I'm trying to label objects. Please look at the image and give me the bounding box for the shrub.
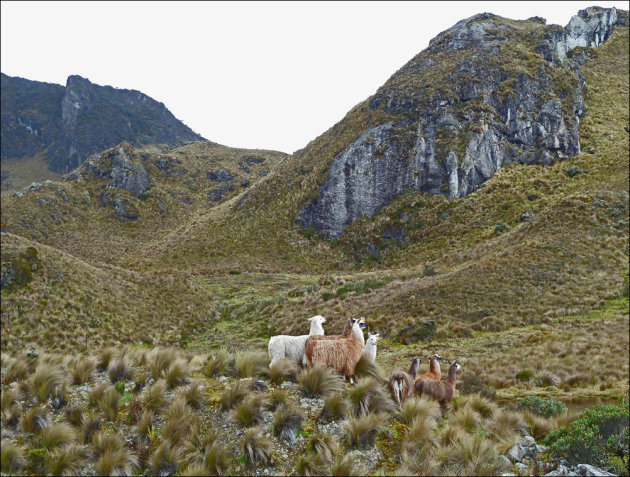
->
[515,369,534,382]
[69,357,96,385]
[565,164,583,177]
[459,376,497,401]
[269,357,299,384]
[494,221,511,235]
[46,443,89,476]
[235,351,269,378]
[1,439,26,474]
[297,365,344,398]
[243,427,273,465]
[273,404,304,444]
[320,392,351,422]
[544,402,629,474]
[519,396,567,418]
[342,412,388,449]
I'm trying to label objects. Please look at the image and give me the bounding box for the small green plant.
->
[494,221,511,235]
[519,396,567,418]
[565,164,584,177]
[114,381,126,395]
[459,376,497,400]
[544,402,629,474]
[515,369,534,382]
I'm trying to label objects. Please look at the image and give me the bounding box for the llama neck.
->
[364,342,377,360]
[408,360,419,377]
[447,367,458,383]
[430,359,441,376]
[309,322,324,335]
[351,323,365,344]
[342,320,353,337]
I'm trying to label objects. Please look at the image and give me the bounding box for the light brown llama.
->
[414,358,460,415]
[304,318,365,384]
[414,354,442,389]
[388,358,420,406]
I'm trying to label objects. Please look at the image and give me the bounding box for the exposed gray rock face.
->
[207,169,233,182]
[109,147,150,197]
[298,7,626,238]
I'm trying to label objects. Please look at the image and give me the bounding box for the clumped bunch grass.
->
[142,378,168,412]
[269,357,298,384]
[353,355,385,381]
[107,354,133,383]
[179,380,205,409]
[235,351,269,378]
[92,431,138,475]
[307,432,339,464]
[296,452,328,476]
[163,397,200,446]
[203,350,234,378]
[87,382,108,408]
[20,405,51,433]
[273,404,304,444]
[1,389,19,428]
[450,407,483,433]
[46,443,89,476]
[149,348,178,380]
[26,362,65,402]
[243,426,273,465]
[347,377,395,416]
[297,365,344,397]
[266,388,289,411]
[2,356,30,384]
[98,386,122,422]
[149,439,180,476]
[37,422,76,450]
[398,396,442,426]
[403,416,439,455]
[460,394,499,420]
[69,356,96,384]
[436,433,502,476]
[320,392,351,421]
[136,410,154,438]
[64,405,84,427]
[233,393,266,427]
[97,347,116,372]
[1,439,26,474]
[342,412,388,449]
[80,413,101,444]
[220,380,249,410]
[329,454,367,476]
[162,357,189,388]
[522,410,552,440]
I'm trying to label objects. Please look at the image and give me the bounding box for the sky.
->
[1,1,628,154]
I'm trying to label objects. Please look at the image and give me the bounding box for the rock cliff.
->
[1,74,205,173]
[298,7,627,238]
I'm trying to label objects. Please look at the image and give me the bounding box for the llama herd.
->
[268,315,461,412]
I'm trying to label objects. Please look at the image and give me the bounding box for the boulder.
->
[576,464,617,476]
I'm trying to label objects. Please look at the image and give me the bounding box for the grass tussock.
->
[179,380,205,409]
[398,396,442,426]
[69,356,96,384]
[233,393,266,427]
[97,347,116,372]
[149,348,178,380]
[235,351,269,378]
[46,443,89,476]
[2,356,30,384]
[203,350,234,378]
[450,407,483,433]
[87,382,108,408]
[64,405,84,427]
[320,392,351,421]
[298,365,344,398]
[307,432,339,464]
[329,453,367,476]
[273,404,304,444]
[80,413,101,444]
[353,355,386,381]
[26,362,65,402]
[460,394,499,420]
[163,397,200,445]
[142,378,168,412]
[162,357,189,388]
[20,405,51,433]
[107,354,133,383]
[149,439,180,476]
[296,452,329,476]
[347,377,396,416]
[342,412,389,449]
[98,386,123,422]
[220,380,249,410]
[266,388,289,411]
[436,433,501,476]
[404,416,439,454]
[269,357,299,384]
[243,426,273,466]
[1,439,26,474]
[37,422,76,449]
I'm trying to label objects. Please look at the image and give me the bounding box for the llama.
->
[414,354,442,389]
[362,332,381,363]
[304,317,366,384]
[268,315,326,367]
[414,358,460,415]
[302,317,364,367]
[388,357,420,406]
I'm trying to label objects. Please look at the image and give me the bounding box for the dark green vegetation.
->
[0,8,628,476]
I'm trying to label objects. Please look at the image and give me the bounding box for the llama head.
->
[366,332,381,346]
[358,317,368,329]
[308,315,326,324]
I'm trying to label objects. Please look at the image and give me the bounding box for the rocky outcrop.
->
[83,144,150,198]
[1,74,205,173]
[299,7,626,238]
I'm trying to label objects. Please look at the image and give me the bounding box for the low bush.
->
[519,396,567,418]
[544,402,629,474]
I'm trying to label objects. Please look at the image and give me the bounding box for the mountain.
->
[0,7,627,355]
[0,73,205,175]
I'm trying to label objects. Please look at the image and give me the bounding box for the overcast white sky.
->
[1,1,628,153]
